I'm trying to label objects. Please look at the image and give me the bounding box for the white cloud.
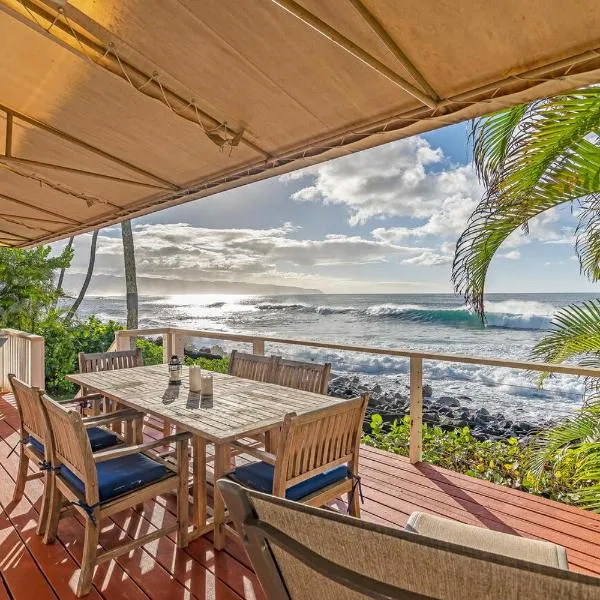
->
[289,137,483,229]
[60,223,441,293]
[401,242,455,266]
[499,250,521,260]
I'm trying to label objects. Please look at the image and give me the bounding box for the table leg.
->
[192,436,206,533]
[213,442,230,551]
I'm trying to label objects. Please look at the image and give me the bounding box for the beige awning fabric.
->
[1,0,599,247]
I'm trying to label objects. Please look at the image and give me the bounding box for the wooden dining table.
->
[66,363,348,549]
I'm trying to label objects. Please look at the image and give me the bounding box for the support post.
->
[29,335,45,389]
[162,331,173,364]
[172,332,185,359]
[409,357,423,464]
[252,338,265,356]
[115,331,130,351]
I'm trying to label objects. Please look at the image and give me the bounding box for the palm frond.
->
[532,301,600,363]
[454,87,600,315]
[470,103,529,187]
[576,192,600,281]
[528,404,600,477]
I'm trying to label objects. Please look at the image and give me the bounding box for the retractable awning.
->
[1,0,599,247]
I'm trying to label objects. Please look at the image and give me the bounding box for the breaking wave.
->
[252,299,554,331]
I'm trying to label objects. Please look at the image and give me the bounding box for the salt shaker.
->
[201,374,213,396]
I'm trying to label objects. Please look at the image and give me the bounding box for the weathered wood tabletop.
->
[66,364,345,443]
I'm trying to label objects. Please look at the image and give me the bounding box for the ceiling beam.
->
[9,0,271,160]
[0,191,82,224]
[0,211,67,225]
[270,0,438,108]
[0,105,180,190]
[4,111,12,156]
[0,225,30,241]
[0,154,171,190]
[347,0,440,102]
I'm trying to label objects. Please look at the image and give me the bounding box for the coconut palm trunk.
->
[55,237,74,297]
[121,219,138,332]
[66,231,98,321]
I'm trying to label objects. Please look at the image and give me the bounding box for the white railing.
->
[114,326,600,464]
[0,328,45,392]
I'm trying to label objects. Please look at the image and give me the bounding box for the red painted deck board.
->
[1,394,599,599]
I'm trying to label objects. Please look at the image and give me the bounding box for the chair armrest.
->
[58,393,105,407]
[230,440,276,465]
[93,431,192,463]
[83,408,144,428]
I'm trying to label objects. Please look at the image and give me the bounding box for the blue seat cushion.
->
[27,427,119,456]
[230,461,349,501]
[60,453,171,503]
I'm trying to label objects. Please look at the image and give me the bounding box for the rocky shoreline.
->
[183,343,555,441]
[327,374,555,440]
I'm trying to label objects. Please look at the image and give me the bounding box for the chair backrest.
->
[40,393,98,505]
[79,348,143,374]
[8,374,47,446]
[229,350,275,383]
[273,395,368,496]
[218,480,600,600]
[272,357,331,394]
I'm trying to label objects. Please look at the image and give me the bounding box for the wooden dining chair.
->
[40,393,191,597]
[259,356,332,453]
[7,374,139,536]
[228,350,277,382]
[228,394,368,517]
[78,349,144,416]
[272,357,331,395]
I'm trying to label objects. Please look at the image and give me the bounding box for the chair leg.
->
[36,470,54,536]
[77,517,100,597]
[43,483,63,544]
[12,448,29,503]
[348,489,361,518]
[176,440,190,548]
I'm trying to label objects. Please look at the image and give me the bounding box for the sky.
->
[57,122,597,295]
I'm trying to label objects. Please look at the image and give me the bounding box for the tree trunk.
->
[121,219,139,331]
[56,237,74,294]
[66,231,98,321]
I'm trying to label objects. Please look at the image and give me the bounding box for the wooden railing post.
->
[162,330,173,364]
[409,357,423,464]
[115,331,130,351]
[29,336,45,389]
[252,338,265,356]
[172,331,185,359]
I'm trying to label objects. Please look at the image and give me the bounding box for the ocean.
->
[76,293,597,424]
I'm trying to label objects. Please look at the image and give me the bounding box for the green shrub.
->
[363,414,588,507]
[184,355,229,373]
[40,316,123,397]
[136,337,164,365]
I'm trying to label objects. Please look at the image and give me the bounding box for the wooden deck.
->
[0,394,599,599]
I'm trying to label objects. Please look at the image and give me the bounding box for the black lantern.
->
[168,354,182,385]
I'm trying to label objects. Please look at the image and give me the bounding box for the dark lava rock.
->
[438,396,461,408]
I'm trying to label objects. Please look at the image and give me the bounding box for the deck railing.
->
[114,326,600,464]
[0,328,45,392]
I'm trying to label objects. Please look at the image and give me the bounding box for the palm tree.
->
[54,236,74,303]
[66,230,99,321]
[452,86,600,509]
[121,219,138,331]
